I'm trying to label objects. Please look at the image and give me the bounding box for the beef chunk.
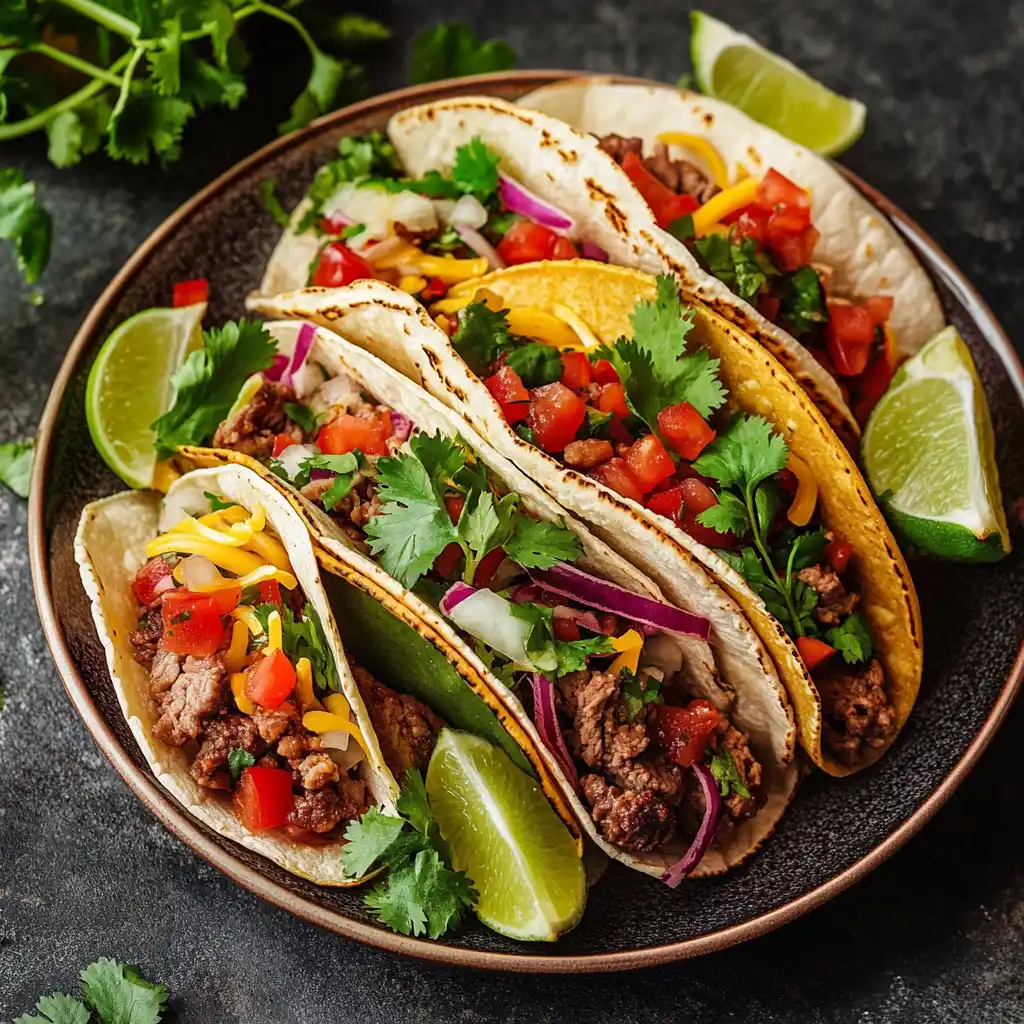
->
[294,752,340,790]
[354,666,443,778]
[286,779,367,835]
[796,564,860,626]
[597,133,644,162]
[250,701,299,745]
[151,655,226,747]
[614,758,685,804]
[597,134,720,204]
[191,714,263,790]
[148,649,182,698]
[130,613,163,666]
[563,439,614,470]
[718,726,761,820]
[303,474,379,541]
[581,774,676,852]
[819,659,895,764]
[556,671,619,767]
[211,380,303,459]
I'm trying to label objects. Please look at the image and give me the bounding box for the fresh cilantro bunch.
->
[410,22,516,85]
[13,957,168,1024]
[693,232,777,303]
[364,431,582,589]
[342,770,476,939]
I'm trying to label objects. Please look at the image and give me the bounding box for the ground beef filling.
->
[555,669,761,853]
[211,380,303,460]
[597,133,721,205]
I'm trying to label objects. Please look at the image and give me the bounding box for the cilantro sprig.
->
[692,233,777,303]
[410,22,516,84]
[343,770,476,939]
[0,169,51,290]
[251,600,340,693]
[708,747,751,799]
[452,301,563,387]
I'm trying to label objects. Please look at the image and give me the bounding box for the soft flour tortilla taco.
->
[518,79,948,442]
[252,267,922,777]
[177,312,796,882]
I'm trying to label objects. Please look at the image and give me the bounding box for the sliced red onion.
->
[309,468,335,482]
[498,172,574,234]
[531,674,579,792]
[581,241,609,263]
[528,564,711,641]
[455,225,505,271]
[390,412,414,442]
[553,605,601,634]
[282,322,315,389]
[510,583,544,605]
[440,581,477,615]
[661,762,721,888]
[265,354,289,382]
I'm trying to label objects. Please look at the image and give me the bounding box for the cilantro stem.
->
[52,0,139,41]
[108,46,145,126]
[744,483,805,638]
[247,1,321,57]
[28,43,124,86]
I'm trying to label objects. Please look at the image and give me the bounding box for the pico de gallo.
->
[435,275,898,767]
[127,493,442,840]
[597,134,898,424]
[271,131,610,308]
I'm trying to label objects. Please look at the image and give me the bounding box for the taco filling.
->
[279,131,607,306]
[598,135,897,424]
[437,276,897,767]
[128,497,440,839]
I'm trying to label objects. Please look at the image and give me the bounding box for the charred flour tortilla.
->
[182,311,797,880]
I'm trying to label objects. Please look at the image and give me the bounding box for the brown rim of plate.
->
[27,70,1024,972]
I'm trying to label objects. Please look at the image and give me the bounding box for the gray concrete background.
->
[2,1,1023,1020]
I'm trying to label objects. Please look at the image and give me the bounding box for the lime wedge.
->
[862,326,1010,562]
[426,729,585,942]
[690,11,866,156]
[86,304,205,488]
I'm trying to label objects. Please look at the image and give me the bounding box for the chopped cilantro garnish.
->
[692,233,777,303]
[777,266,829,337]
[284,402,318,435]
[708,747,751,799]
[259,178,291,229]
[825,610,874,665]
[227,748,255,782]
[203,491,234,512]
[451,301,563,387]
[622,669,664,721]
[666,213,695,243]
[253,601,340,693]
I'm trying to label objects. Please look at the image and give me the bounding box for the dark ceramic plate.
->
[29,72,1024,972]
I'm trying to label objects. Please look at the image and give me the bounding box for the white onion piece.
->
[309,372,362,416]
[276,443,318,481]
[291,360,326,401]
[456,226,505,271]
[358,235,407,263]
[447,589,533,665]
[448,194,488,229]
[323,183,437,243]
[319,729,350,752]
[160,490,218,532]
[432,198,457,222]
[181,554,223,590]
[328,742,364,771]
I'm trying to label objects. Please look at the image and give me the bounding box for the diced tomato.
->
[485,365,530,423]
[172,278,208,308]
[205,584,242,616]
[444,494,466,523]
[766,202,812,237]
[620,152,700,228]
[310,242,375,288]
[826,302,877,376]
[550,237,580,260]
[245,648,297,709]
[433,543,463,580]
[645,484,684,522]
[596,382,631,420]
[776,467,798,494]
[651,700,720,767]
[657,402,716,460]
[796,636,836,672]
[161,590,225,658]
[258,580,282,606]
[592,457,644,503]
[233,766,294,831]
[825,536,854,573]
[421,277,449,303]
[272,433,296,458]
[623,434,675,495]
[317,214,352,236]
[552,615,580,642]
[317,410,393,457]
[863,295,894,325]
[473,546,507,588]
[727,206,770,244]
[770,225,819,272]
[131,556,174,606]
[755,169,811,216]
[758,294,781,322]
[527,382,587,452]
[853,337,898,425]
[679,477,719,514]
[676,478,736,548]
[560,351,592,389]
[590,358,620,385]
[496,221,561,265]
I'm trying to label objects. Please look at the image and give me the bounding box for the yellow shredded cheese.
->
[398,274,427,294]
[550,304,602,351]
[231,672,254,715]
[266,610,282,652]
[785,454,818,527]
[189,564,297,594]
[692,176,761,235]
[172,515,254,547]
[231,605,264,637]
[295,657,316,709]
[145,535,265,576]
[245,531,291,572]
[223,620,250,674]
[609,629,644,676]
[302,711,369,755]
[506,307,583,350]
[656,132,729,188]
[323,693,351,718]
[431,295,472,315]
[413,254,489,283]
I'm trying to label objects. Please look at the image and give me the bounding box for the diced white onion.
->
[323,183,438,243]
[432,198,457,222]
[181,554,223,590]
[319,729,350,752]
[447,194,489,229]
[291,360,326,401]
[276,443,319,481]
[309,373,362,417]
[447,589,533,665]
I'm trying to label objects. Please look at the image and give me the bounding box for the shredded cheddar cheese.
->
[151,460,181,493]
[231,604,264,637]
[656,132,729,188]
[506,307,584,350]
[231,672,254,715]
[302,710,369,755]
[323,693,351,718]
[223,620,250,674]
[399,274,427,294]
[550,304,602,350]
[295,657,318,709]
[145,535,266,576]
[266,610,282,652]
[692,176,761,235]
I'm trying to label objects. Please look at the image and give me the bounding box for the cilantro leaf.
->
[693,234,776,303]
[472,639,519,689]
[280,602,340,693]
[696,490,749,536]
[410,22,516,84]
[709,747,751,799]
[396,769,437,840]
[80,957,168,1024]
[825,610,874,665]
[46,99,111,169]
[203,491,233,512]
[107,86,195,166]
[341,806,406,878]
[556,634,616,677]
[227,748,255,782]
[504,342,563,388]
[410,431,468,486]
[0,439,33,497]
[503,514,583,570]
[283,401,317,434]
[451,301,512,375]
[777,266,829,337]
[622,669,664,721]
[692,414,788,493]
[151,319,276,455]
[0,169,52,286]
[259,178,291,228]
[14,992,91,1024]
[450,137,501,202]
[303,452,361,511]
[279,47,351,134]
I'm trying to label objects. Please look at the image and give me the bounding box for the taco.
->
[517,78,948,442]
[252,267,922,777]
[175,311,796,882]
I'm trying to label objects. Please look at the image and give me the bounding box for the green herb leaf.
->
[0,439,33,497]
[279,48,350,134]
[825,610,874,665]
[451,301,512,376]
[556,634,616,677]
[341,806,407,878]
[227,748,255,782]
[692,414,788,493]
[622,669,664,721]
[450,137,500,201]
[301,132,400,228]
[410,22,516,84]
[283,401,317,434]
[259,178,291,228]
[0,168,52,286]
[695,490,749,536]
[708,747,751,799]
[666,213,695,243]
[46,99,111,169]
[777,266,829,337]
[203,491,233,512]
[79,957,168,1024]
[693,234,777,303]
[503,514,583,570]
[504,342,563,388]
[14,992,91,1024]
[396,768,438,840]
[107,89,195,167]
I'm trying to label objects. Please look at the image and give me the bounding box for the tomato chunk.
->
[560,351,592,389]
[676,478,735,548]
[496,221,561,265]
[853,338,898,424]
[485,365,530,424]
[651,700,720,767]
[552,615,580,642]
[770,225,820,272]
[755,169,811,216]
[826,303,877,376]
[444,494,466,523]
[234,766,294,831]
[473,546,507,588]
[596,382,631,420]
[863,295,895,325]
[592,457,644,503]
[527,382,587,452]
[657,402,716,460]
[161,590,225,658]
[797,636,836,672]
[258,580,282,606]
[317,410,393,457]
[620,152,700,228]
[590,358,620,385]
[132,556,174,606]
[172,278,208,308]
[310,242,375,288]
[623,434,675,495]
[645,485,684,522]
[245,648,297,709]
[550,237,580,260]
[825,536,854,573]
[272,433,297,458]
[432,542,463,580]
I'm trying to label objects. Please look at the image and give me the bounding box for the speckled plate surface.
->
[28,71,1024,972]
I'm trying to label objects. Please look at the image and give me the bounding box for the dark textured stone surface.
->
[2,0,1024,1019]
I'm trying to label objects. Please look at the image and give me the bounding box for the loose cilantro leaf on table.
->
[0,169,52,288]
[15,991,92,1024]
[825,609,874,664]
[410,22,517,84]
[151,319,276,456]
[0,438,33,497]
[709,747,751,799]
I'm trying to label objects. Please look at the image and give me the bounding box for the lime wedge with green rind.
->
[426,729,586,942]
[690,11,866,156]
[862,326,1010,563]
[86,304,205,489]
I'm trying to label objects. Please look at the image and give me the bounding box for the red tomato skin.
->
[496,221,559,265]
[245,649,297,710]
[679,477,719,513]
[550,237,580,260]
[623,434,675,495]
[758,294,781,322]
[444,495,465,523]
[596,382,631,420]
[132,557,174,606]
[310,243,375,288]
[473,547,507,588]
[825,537,854,573]
[485,365,529,404]
[645,485,684,521]
[728,206,770,244]
[552,616,581,642]
[205,585,242,616]
[797,636,836,672]
[560,351,592,389]
[317,411,393,457]
[675,479,735,548]
[432,542,463,580]
[173,278,208,308]
[755,169,811,214]
[770,226,820,271]
[651,700,720,767]
[258,580,282,606]
[826,304,876,376]
[527,382,587,452]
[620,152,699,228]
[863,295,895,324]
[592,458,644,503]
[657,402,716,460]
[590,359,620,385]
[234,767,294,831]
[272,433,296,458]
[160,591,225,658]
